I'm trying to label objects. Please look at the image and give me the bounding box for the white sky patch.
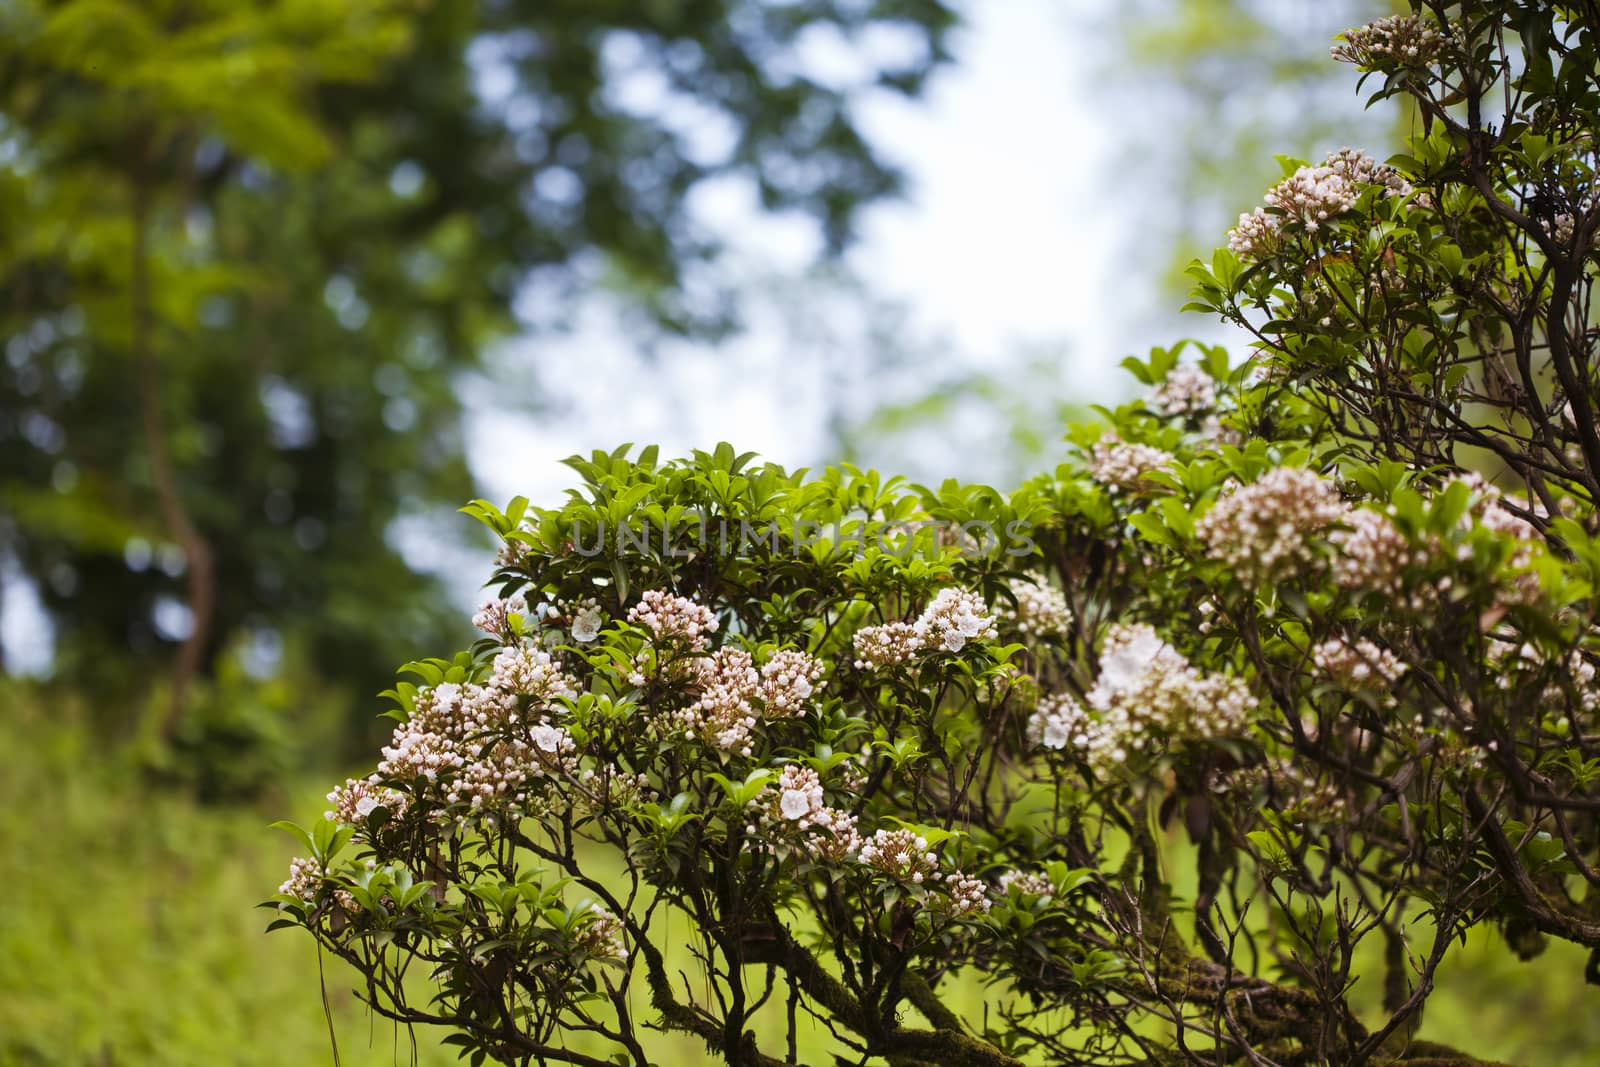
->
[0,556,54,676]
[849,0,1119,378]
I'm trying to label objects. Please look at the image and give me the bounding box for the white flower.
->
[489,648,578,703]
[1042,719,1071,749]
[472,592,529,636]
[853,621,922,668]
[997,870,1055,899]
[1091,625,1174,709]
[1226,154,1374,261]
[759,650,825,717]
[326,775,408,824]
[779,789,811,820]
[1065,624,1255,771]
[571,604,603,643]
[913,588,997,654]
[1147,363,1217,418]
[1313,636,1407,688]
[1000,578,1074,640]
[530,723,567,752]
[1087,434,1174,491]
[1331,14,1445,69]
[1027,692,1088,751]
[627,590,718,649]
[1195,467,1347,581]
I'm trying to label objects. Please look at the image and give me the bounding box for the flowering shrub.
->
[268,4,1600,1064]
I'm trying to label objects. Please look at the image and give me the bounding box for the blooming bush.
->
[267,4,1600,1063]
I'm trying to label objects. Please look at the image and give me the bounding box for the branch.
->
[130,137,215,734]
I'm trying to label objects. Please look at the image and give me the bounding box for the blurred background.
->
[4,1,1593,1064]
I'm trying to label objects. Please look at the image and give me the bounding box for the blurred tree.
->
[0,0,957,744]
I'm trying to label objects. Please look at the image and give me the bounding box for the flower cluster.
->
[776,763,825,822]
[410,682,502,734]
[377,719,468,787]
[1330,508,1429,606]
[326,775,408,825]
[1568,646,1593,713]
[490,646,580,703]
[1331,14,1446,69]
[1549,212,1577,246]
[1479,501,1541,542]
[1265,164,1357,232]
[1312,636,1407,687]
[761,764,863,860]
[1541,648,1600,717]
[450,726,577,818]
[1228,207,1282,259]
[1027,691,1090,752]
[472,591,529,638]
[849,829,990,917]
[1087,624,1186,710]
[567,599,604,643]
[760,649,825,717]
[339,636,586,826]
[279,856,323,903]
[996,869,1055,899]
[1229,147,1411,258]
[914,587,998,652]
[1479,505,1546,606]
[1324,146,1412,198]
[852,587,998,667]
[1033,625,1254,770]
[670,646,825,755]
[1087,434,1174,491]
[936,872,992,919]
[853,621,922,668]
[1147,364,1217,418]
[1447,470,1501,505]
[677,648,762,754]
[628,590,718,649]
[1196,467,1346,581]
[573,906,629,961]
[858,828,938,883]
[1001,578,1074,640]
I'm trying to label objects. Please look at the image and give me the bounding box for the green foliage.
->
[265,4,1600,1063]
[0,685,452,1066]
[0,0,958,758]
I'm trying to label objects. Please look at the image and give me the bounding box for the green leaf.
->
[269,820,315,855]
[505,495,529,527]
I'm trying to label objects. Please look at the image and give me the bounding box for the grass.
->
[0,686,451,1067]
[0,683,913,1066]
[3,680,1597,1066]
